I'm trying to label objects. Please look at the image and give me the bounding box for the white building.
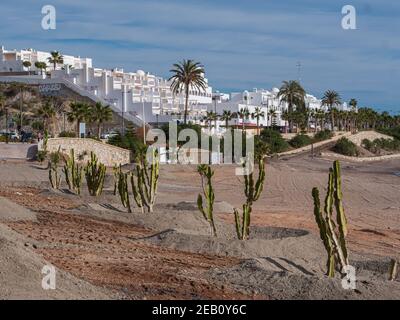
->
[0,46,213,126]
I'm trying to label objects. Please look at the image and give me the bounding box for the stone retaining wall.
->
[44,138,131,166]
[320,151,400,162]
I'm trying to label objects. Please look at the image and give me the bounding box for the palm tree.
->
[278,80,306,132]
[321,90,341,131]
[237,108,250,132]
[36,101,56,133]
[169,60,207,125]
[89,102,113,138]
[268,109,278,128]
[252,107,265,135]
[349,98,358,111]
[34,61,47,75]
[204,111,217,133]
[67,102,90,136]
[48,51,64,70]
[220,110,234,130]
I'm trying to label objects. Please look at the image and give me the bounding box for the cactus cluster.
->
[63,149,83,195]
[312,160,349,277]
[234,157,266,240]
[132,148,160,213]
[115,165,132,213]
[197,164,217,237]
[115,148,160,213]
[48,147,62,189]
[84,152,106,196]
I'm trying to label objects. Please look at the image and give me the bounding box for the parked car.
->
[101,131,119,140]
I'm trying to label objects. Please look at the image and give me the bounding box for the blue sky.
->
[0,0,399,113]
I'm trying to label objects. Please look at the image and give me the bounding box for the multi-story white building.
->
[0,46,213,127]
[203,87,351,134]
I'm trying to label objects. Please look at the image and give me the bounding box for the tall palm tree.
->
[220,110,234,130]
[169,60,207,125]
[252,107,265,135]
[268,109,278,128]
[237,108,250,132]
[67,102,90,136]
[36,101,56,133]
[204,111,217,133]
[90,102,113,138]
[48,51,64,71]
[321,90,341,131]
[278,80,306,132]
[22,61,31,70]
[349,98,358,111]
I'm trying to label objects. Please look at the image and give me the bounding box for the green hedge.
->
[333,137,359,157]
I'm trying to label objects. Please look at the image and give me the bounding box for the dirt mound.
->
[0,223,116,299]
[0,196,37,221]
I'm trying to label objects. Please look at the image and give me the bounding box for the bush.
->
[108,131,145,159]
[260,128,289,154]
[36,150,47,163]
[289,134,312,148]
[314,130,333,142]
[362,137,400,154]
[333,137,359,157]
[59,131,77,138]
[378,126,400,140]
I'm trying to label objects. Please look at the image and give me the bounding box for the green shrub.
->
[378,126,400,140]
[289,134,312,148]
[59,131,76,138]
[36,150,47,163]
[363,137,400,154]
[260,128,289,154]
[333,137,359,157]
[108,131,145,159]
[314,130,333,142]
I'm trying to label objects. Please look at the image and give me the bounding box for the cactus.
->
[113,164,119,196]
[116,166,132,213]
[63,149,83,194]
[84,152,106,196]
[389,259,398,281]
[129,148,160,213]
[233,157,266,240]
[197,164,217,237]
[48,147,62,189]
[312,160,349,277]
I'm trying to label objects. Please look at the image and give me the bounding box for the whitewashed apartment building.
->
[0,46,213,126]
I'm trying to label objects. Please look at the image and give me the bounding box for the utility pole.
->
[296,61,302,82]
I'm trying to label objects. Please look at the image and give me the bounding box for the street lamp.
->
[141,88,146,145]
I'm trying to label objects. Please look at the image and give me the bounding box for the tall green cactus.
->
[130,148,160,213]
[63,149,83,195]
[233,157,266,240]
[113,164,119,196]
[84,152,106,196]
[197,164,217,237]
[312,160,349,277]
[48,147,62,190]
[116,166,132,213]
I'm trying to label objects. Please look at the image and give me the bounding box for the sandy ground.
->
[0,154,399,299]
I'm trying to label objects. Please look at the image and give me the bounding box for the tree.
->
[22,61,31,70]
[269,109,278,128]
[89,102,113,138]
[204,111,217,133]
[67,102,90,136]
[349,98,358,111]
[34,62,47,75]
[220,110,234,130]
[36,101,56,133]
[237,108,250,132]
[169,60,207,125]
[278,80,306,132]
[48,51,64,71]
[252,107,265,135]
[321,90,342,131]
